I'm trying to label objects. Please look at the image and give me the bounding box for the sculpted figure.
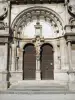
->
[35,36,41,56]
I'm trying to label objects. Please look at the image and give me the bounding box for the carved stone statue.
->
[35,36,41,56]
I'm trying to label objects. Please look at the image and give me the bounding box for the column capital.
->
[66,40,72,44]
[36,55,40,60]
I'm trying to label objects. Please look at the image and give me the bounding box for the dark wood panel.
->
[40,44,54,80]
[23,44,36,80]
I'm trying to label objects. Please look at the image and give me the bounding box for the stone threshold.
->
[0,90,75,94]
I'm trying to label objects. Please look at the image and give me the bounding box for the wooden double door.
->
[23,43,54,80]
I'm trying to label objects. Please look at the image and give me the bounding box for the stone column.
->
[9,45,12,71]
[11,43,16,71]
[35,40,41,80]
[4,43,8,71]
[36,55,41,80]
[8,1,11,28]
[67,41,72,70]
[17,48,23,71]
[33,36,41,80]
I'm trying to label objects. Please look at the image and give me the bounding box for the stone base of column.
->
[9,71,23,86]
[0,81,8,90]
[0,71,8,90]
[36,70,41,80]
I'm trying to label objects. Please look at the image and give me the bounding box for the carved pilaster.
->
[8,1,11,28]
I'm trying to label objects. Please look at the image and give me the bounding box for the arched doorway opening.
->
[23,43,36,80]
[40,43,54,80]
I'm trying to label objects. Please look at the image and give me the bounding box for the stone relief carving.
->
[0,3,8,20]
[0,3,8,30]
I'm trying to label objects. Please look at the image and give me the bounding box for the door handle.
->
[50,63,53,65]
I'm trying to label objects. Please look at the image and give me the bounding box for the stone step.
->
[9,86,67,89]
[8,81,68,93]
[10,80,67,88]
[8,86,68,93]
[0,89,70,94]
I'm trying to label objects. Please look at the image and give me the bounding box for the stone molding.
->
[10,0,65,4]
[0,36,9,43]
[64,25,75,42]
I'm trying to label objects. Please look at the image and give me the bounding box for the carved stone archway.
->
[11,6,64,38]
[10,6,65,82]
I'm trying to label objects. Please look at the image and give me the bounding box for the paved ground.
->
[0,94,75,100]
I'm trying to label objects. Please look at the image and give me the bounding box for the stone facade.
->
[0,0,75,99]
